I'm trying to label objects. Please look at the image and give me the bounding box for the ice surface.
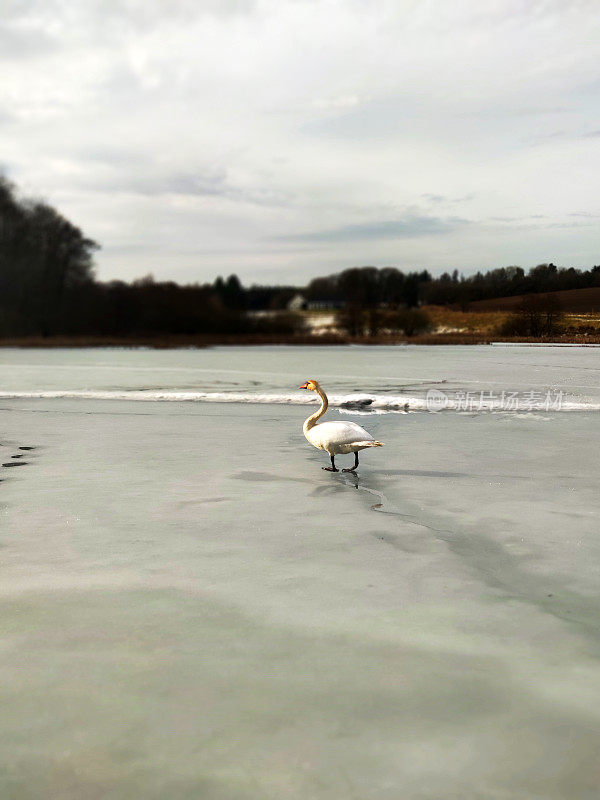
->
[0,347,599,798]
[0,344,598,410]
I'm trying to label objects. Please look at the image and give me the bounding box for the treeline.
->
[0,176,297,337]
[59,276,300,337]
[305,263,600,309]
[425,264,600,307]
[306,267,428,308]
[0,176,98,336]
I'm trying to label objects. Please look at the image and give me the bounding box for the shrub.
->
[336,305,365,336]
[497,294,564,337]
[386,308,432,336]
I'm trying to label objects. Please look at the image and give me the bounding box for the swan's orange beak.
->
[299,382,308,389]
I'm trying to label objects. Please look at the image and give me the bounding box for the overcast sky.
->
[1,0,599,285]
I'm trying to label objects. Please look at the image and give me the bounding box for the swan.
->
[299,379,383,472]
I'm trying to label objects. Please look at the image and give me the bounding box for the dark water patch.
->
[339,397,410,412]
[234,471,283,482]
[339,398,373,409]
[310,482,354,496]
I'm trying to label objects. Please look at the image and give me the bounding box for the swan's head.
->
[299,379,319,392]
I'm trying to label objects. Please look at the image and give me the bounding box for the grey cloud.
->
[422,193,475,204]
[125,172,228,198]
[510,106,571,116]
[98,63,152,101]
[275,216,468,243]
[84,148,149,167]
[41,149,229,198]
[546,221,596,229]
[529,128,600,146]
[107,0,257,21]
[68,155,291,207]
[0,22,58,60]
[526,130,568,146]
[489,216,548,223]
[301,96,413,141]
[157,174,291,207]
[74,169,227,199]
[2,0,256,27]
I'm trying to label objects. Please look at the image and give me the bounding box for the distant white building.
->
[287,293,307,311]
[287,294,345,311]
[307,299,345,310]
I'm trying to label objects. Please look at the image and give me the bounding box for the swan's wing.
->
[310,421,373,448]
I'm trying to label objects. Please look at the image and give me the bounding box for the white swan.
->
[300,379,384,472]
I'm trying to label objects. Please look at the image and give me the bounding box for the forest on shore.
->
[1,174,599,342]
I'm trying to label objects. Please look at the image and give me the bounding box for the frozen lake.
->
[1,346,599,798]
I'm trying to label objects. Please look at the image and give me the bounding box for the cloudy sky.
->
[1,0,599,285]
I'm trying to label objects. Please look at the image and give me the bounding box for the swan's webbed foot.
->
[323,455,338,472]
[342,452,359,473]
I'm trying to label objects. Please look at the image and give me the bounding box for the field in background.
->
[466,285,600,313]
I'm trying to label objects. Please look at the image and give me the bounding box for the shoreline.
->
[1,332,600,348]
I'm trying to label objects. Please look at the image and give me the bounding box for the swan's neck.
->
[303,387,328,434]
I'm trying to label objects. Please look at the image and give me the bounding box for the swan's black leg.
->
[322,454,338,472]
[343,452,359,473]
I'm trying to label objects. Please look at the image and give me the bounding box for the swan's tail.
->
[358,440,384,447]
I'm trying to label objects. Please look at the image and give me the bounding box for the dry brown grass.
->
[424,306,600,341]
[2,317,600,349]
[562,313,600,334]
[422,305,509,334]
[0,333,348,348]
[0,332,491,348]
